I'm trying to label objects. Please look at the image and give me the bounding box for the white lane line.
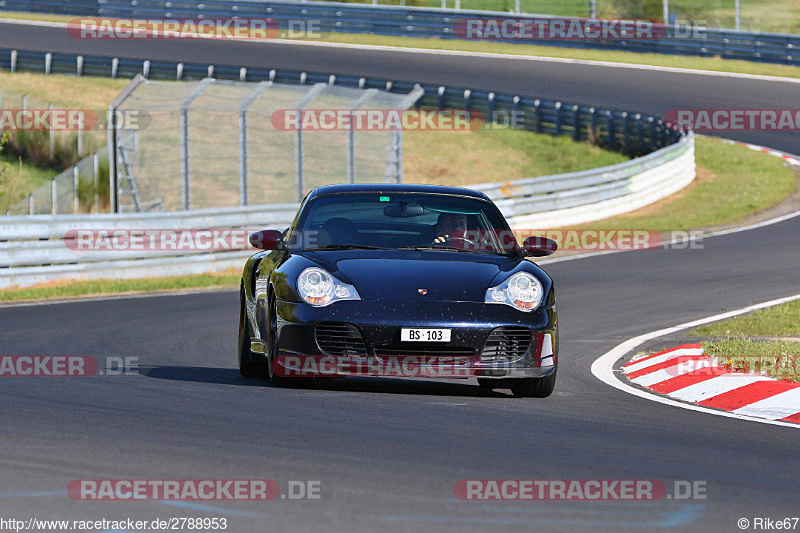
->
[669,374,770,403]
[622,347,703,374]
[732,388,800,420]
[2,17,800,84]
[630,359,713,388]
[590,292,800,429]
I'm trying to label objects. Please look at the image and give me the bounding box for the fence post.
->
[239,81,271,206]
[93,153,99,213]
[347,89,378,184]
[735,0,741,30]
[515,0,520,13]
[77,128,83,158]
[572,105,581,141]
[73,166,79,213]
[50,177,57,215]
[293,84,326,202]
[512,96,520,128]
[590,0,596,18]
[178,78,213,210]
[28,194,33,215]
[49,103,55,160]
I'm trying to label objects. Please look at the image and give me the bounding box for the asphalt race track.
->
[1,21,799,532]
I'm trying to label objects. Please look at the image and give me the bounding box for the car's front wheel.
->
[238,289,267,379]
[509,368,557,398]
[266,293,300,388]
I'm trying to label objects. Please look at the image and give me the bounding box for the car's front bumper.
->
[268,298,557,379]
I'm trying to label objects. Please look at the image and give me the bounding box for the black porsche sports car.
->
[238,183,558,397]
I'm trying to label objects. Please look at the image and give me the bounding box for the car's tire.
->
[510,369,557,398]
[238,289,267,379]
[477,378,495,389]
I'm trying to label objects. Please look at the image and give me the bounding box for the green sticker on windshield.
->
[379,196,390,202]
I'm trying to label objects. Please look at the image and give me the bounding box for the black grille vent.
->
[315,323,367,356]
[374,345,473,365]
[481,327,531,363]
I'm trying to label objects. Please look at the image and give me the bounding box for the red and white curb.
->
[623,344,800,424]
[591,293,800,429]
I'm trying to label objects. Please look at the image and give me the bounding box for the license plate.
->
[401,328,451,342]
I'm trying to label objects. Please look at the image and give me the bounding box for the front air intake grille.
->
[315,322,367,356]
[374,345,473,365]
[481,327,532,363]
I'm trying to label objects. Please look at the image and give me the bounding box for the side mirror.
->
[249,229,283,250]
[522,236,557,257]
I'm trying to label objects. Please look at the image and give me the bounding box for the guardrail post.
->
[621,111,630,152]
[554,101,563,136]
[77,128,83,158]
[45,52,51,75]
[10,50,17,73]
[487,92,495,123]
[512,96,520,129]
[534,99,542,133]
[514,0,520,13]
[607,111,616,151]
[590,0,596,18]
[28,194,33,215]
[463,89,471,110]
[437,86,446,110]
[572,105,581,141]
[637,114,645,154]
[77,55,83,76]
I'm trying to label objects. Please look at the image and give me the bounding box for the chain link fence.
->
[111,77,422,212]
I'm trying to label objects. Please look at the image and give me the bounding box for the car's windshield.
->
[291,192,516,255]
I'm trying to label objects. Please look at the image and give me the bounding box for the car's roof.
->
[307,183,490,201]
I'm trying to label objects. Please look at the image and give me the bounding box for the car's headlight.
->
[297,267,360,307]
[485,272,543,312]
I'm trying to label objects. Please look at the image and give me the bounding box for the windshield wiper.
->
[396,245,503,255]
[302,244,387,251]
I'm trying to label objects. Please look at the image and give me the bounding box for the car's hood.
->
[303,251,521,302]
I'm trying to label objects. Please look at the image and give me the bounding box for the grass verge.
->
[0,270,241,303]
[687,299,800,382]
[574,136,798,231]
[1,11,799,79]
[689,299,800,337]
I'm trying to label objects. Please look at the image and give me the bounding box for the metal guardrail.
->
[0,47,684,157]
[0,135,695,288]
[0,44,693,288]
[2,0,798,65]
